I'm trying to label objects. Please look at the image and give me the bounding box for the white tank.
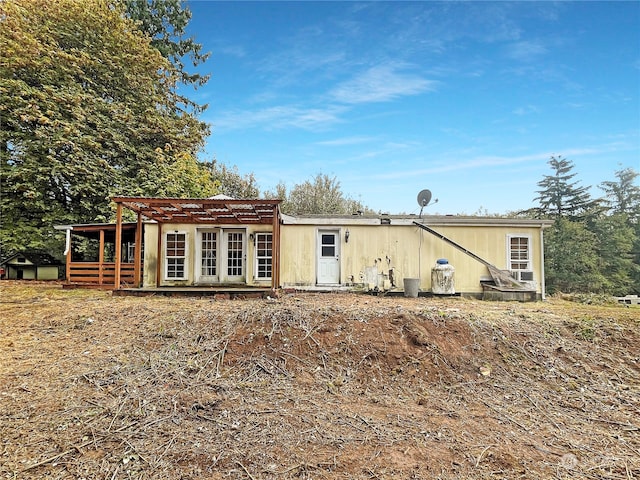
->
[431,259,455,294]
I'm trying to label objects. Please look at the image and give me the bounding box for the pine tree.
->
[544,217,607,293]
[599,167,640,220]
[535,156,599,220]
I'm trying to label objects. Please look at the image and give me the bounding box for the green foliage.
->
[632,223,640,294]
[0,0,210,258]
[267,174,371,215]
[534,156,600,220]
[205,160,260,199]
[544,217,607,294]
[590,214,637,296]
[531,158,639,296]
[599,167,640,221]
[122,0,209,112]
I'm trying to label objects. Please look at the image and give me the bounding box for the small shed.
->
[0,252,63,280]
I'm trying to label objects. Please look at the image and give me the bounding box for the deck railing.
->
[68,262,139,287]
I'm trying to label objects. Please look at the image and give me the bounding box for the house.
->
[277,213,552,300]
[0,252,63,280]
[55,197,552,299]
[74,196,550,300]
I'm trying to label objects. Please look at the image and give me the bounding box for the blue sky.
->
[183,1,640,215]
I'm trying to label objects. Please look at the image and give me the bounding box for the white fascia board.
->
[280,214,381,225]
[281,214,552,229]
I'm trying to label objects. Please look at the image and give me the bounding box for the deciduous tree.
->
[205,160,260,199]
[0,0,210,257]
[268,174,370,215]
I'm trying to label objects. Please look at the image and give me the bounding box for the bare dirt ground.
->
[1,281,638,480]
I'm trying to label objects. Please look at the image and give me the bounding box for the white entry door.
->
[223,230,245,283]
[317,230,340,285]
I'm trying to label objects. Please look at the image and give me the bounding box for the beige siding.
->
[280,223,544,294]
[279,226,317,286]
[143,222,274,287]
[141,217,546,294]
[143,223,159,287]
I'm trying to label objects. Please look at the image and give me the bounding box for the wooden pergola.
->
[111,197,282,290]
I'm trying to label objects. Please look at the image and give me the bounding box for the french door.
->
[197,230,218,283]
[197,229,245,284]
[224,230,245,283]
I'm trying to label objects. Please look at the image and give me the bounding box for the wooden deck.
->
[64,262,138,289]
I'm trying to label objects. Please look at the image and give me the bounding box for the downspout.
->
[63,227,72,283]
[418,229,423,281]
[63,228,72,256]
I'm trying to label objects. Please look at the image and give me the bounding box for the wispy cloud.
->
[215,44,246,58]
[329,63,436,104]
[505,40,548,62]
[513,105,540,116]
[374,144,630,180]
[315,136,374,146]
[210,62,436,132]
[259,49,347,88]
[210,104,346,132]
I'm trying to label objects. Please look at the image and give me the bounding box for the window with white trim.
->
[254,232,272,279]
[507,235,533,281]
[165,232,187,279]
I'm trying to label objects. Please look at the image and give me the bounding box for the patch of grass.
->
[574,315,598,341]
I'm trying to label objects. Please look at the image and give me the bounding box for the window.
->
[507,235,533,281]
[125,242,142,263]
[126,243,135,263]
[255,233,272,279]
[321,234,336,257]
[165,232,187,279]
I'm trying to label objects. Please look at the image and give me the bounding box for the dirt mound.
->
[0,282,638,479]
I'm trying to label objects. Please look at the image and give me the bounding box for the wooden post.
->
[134,212,142,287]
[272,205,280,290]
[114,202,122,289]
[98,229,105,285]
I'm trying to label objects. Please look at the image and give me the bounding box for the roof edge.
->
[281,214,553,228]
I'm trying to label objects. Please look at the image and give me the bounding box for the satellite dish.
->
[417,189,438,217]
[417,189,432,207]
